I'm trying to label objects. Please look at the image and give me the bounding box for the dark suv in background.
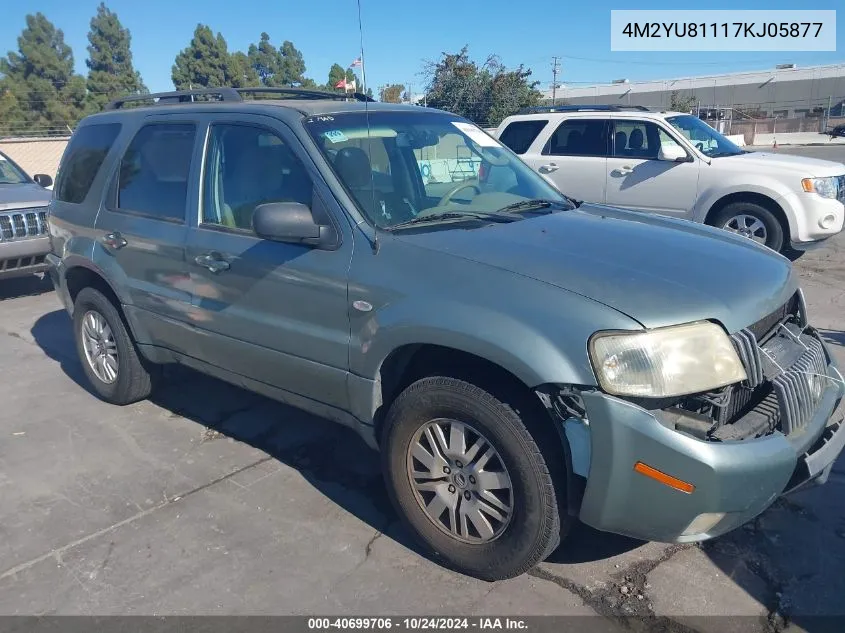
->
[46,88,845,581]
[0,149,53,280]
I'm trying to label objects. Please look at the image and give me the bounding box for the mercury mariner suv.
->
[46,88,845,581]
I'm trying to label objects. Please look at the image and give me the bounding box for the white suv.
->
[495,106,845,257]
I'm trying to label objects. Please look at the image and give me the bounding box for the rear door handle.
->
[612,165,634,176]
[538,163,559,173]
[194,253,230,274]
[101,232,127,250]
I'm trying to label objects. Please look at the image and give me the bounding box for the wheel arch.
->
[703,191,793,240]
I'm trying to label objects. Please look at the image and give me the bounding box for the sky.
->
[1,0,843,96]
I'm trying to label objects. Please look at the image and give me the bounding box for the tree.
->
[0,12,86,134]
[172,24,235,90]
[365,87,374,100]
[246,34,307,87]
[278,40,306,86]
[423,46,541,126]
[247,32,280,86]
[229,51,259,88]
[379,84,404,103]
[85,3,146,112]
[327,63,355,90]
[669,90,696,113]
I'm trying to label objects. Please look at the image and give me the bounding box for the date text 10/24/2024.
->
[308,618,528,631]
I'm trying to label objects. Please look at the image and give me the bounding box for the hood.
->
[719,151,845,177]
[0,182,52,211]
[396,204,798,334]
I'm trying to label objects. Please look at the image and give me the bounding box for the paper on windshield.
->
[451,122,500,148]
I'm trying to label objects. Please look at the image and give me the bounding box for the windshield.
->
[304,111,569,229]
[0,152,30,185]
[665,115,743,158]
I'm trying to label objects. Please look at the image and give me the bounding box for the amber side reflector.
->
[634,462,695,494]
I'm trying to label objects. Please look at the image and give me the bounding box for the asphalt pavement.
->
[0,146,844,631]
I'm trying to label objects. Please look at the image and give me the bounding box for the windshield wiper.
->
[386,210,519,231]
[496,197,578,214]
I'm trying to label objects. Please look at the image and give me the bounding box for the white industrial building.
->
[542,63,845,118]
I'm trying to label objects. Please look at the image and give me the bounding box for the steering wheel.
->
[695,142,705,151]
[437,181,481,207]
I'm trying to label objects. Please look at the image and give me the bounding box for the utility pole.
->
[551,57,561,105]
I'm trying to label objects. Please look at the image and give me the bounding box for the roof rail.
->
[235,87,375,102]
[518,104,651,114]
[105,88,241,110]
[105,86,374,110]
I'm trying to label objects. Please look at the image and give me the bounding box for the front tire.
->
[73,287,155,405]
[709,201,785,253]
[382,376,561,580]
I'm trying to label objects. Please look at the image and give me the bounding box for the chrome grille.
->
[0,209,49,241]
[773,335,827,435]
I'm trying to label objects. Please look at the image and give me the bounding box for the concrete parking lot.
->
[0,146,843,630]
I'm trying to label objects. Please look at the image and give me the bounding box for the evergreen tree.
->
[247,32,280,86]
[248,34,307,87]
[172,25,233,90]
[229,51,259,88]
[0,13,86,134]
[85,3,147,112]
[327,63,355,90]
[278,41,306,86]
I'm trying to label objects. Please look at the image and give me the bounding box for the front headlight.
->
[589,321,746,398]
[802,176,841,199]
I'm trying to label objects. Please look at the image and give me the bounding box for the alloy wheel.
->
[407,418,514,544]
[81,310,119,384]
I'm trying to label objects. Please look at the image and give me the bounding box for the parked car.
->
[829,124,845,139]
[495,105,845,258]
[47,88,845,581]
[0,149,53,280]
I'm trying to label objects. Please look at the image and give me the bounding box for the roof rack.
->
[105,87,374,110]
[518,104,651,114]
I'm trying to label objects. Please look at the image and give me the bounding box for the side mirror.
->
[658,145,690,162]
[33,174,53,188]
[252,202,335,248]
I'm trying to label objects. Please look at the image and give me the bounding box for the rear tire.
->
[709,201,785,254]
[382,376,562,580]
[73,287,155,405]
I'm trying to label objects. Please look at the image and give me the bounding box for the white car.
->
[495,106,845,257]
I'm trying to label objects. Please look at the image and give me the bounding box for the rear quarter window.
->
[55,123,122,204]
[498,120,547,154]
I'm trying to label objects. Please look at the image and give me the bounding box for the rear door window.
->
[543,119,610,157]
[55,123,122,203]
[498,120,547,154]
[116,123,196,222]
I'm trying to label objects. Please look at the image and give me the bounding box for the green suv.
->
[46,88,845,581]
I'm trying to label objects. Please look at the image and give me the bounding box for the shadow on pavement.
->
[30,308,435,567]
[0,274,52,301]
[819,329,845,347]
[547,522,642,564]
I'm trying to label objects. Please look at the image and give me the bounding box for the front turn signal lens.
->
[634,462,695,494]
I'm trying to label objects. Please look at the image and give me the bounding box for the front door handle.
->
[538,163,559,173]
[194,253,230,274]
[612,165,634,176]
[101,232,127,250]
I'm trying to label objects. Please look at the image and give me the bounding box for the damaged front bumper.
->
[574,337,844,543]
